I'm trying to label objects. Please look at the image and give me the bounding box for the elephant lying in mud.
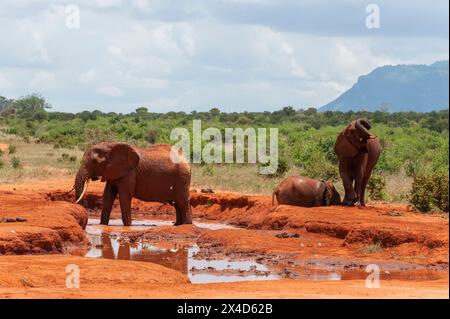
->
[74,143,192,226]
[272,176,341,207]
[334,119,382,206]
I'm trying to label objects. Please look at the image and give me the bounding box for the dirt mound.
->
[0,255,189,289]
[0,255,447,299]
[1,179,448,266]
[191,193,448,245]
[0,190,88,255]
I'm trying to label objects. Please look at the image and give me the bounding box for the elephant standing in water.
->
[334,119,382,207]
[272,176,341,207]
[74,143,192,226]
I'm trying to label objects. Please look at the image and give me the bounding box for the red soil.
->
[0,179,448,298]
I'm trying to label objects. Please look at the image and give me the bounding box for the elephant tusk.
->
[75,180,89,204]
[369,135,377,139]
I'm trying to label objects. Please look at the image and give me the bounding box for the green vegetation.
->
[11,157,21,169]
[410,173,449,213]
[367,175,387,201]
[359,242,383,254]
[0,94,448,212]
[8,145,16,154]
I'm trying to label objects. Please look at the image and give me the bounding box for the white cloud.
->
[95,0,123,8]
[29,71,56,90]
[0,73,12,92]
[0,1,447,113]
[78,69,96,83]
[96,85,125,97]
[142,78,169,90]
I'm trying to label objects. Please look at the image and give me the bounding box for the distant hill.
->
[320,61,449,112]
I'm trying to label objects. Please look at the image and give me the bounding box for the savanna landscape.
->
[0,94,448,299]
[0,0,449,304]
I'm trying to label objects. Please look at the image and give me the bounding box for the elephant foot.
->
[355,201,366,208]
[342,200,355,206]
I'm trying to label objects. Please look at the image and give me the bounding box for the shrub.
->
[8,145,17,154]
[367,175,386,200]
[83,128,116,145]
[359,242,382,254]
[433,174,449,212]
[260,155,289,177]
[57,153,77,163]
[0,159,4,169]
[410,173,449,213]
[146,129,158,144]
[11,157,21,169]
[202,165,214,177]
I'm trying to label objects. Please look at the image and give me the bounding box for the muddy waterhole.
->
[82,218,439,284]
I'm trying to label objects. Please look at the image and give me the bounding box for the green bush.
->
[11,157,21,169]
[260,155,289,177]
[367,175,386,200]
[410,173,449,213]
[8,145,17,154]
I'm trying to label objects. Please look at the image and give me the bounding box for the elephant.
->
[334,119,382,207]
[74,143,192,226]
[272,176,341,207]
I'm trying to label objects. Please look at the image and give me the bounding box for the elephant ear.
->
[101,143,140,182]
[335,131,359,158]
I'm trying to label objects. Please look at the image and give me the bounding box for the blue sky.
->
[0,0,448,113]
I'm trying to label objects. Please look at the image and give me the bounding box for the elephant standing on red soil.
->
[74,143,192,226]
[272,176,341,207]
[334,119,382,207]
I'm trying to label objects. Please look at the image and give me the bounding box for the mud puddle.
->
[84,218,443,284]
[85,218,282,283]
[84,218,343,283]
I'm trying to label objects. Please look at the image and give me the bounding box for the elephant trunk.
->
[355,119,374,139]
[74,164,90,203]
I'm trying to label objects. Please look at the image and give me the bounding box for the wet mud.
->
[0,179,448,298]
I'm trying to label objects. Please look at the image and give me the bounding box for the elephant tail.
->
[272,190,278,206]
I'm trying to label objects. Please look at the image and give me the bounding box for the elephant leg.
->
[358,175,371,207]
[339,162,356,206]
[354,156,368,207]
[174,203,192,225]
[180,199,192,225]
[174,191,192,225]
[174,203,182,226]
[118,188,133,226]
[100,182,118,225]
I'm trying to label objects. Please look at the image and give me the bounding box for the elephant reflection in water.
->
[98,234,188,274]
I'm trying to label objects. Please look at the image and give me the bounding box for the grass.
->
[359,242,383,254]
[0,131,81,184]
[0,130,416,203]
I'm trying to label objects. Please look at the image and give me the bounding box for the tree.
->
[209,107,221,117]
[136,107,149,116]
[10,94,51,118]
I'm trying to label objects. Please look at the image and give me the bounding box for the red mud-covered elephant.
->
[272,176,341,207]
[334,119,382,207]
[74,143,192,226]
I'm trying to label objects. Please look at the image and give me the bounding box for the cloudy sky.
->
[0,0,448,113]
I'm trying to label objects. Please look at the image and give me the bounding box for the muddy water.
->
[85,219,281,283]
[85,218,344,283]
[84,218,441,284]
